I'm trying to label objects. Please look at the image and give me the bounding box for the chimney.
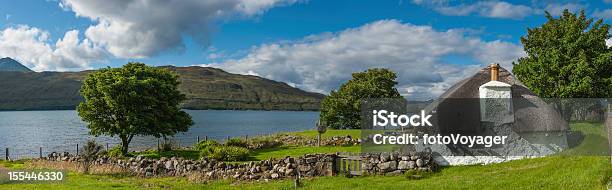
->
[490,63,499,81]
[480,63,514,125]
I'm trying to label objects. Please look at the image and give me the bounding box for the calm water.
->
[0,110,318,158]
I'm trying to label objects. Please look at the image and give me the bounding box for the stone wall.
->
[45,151,435,182]
[276,134,360,146]
[358,152,434,175]
[47,152,336,181]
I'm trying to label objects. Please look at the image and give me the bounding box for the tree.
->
[77,63,193,155]
[80,140,103,174]
[512,10,612,121]
[320,68,402,129]
[512,10,612,99]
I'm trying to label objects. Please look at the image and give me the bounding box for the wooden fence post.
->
[204,136,208,141]
[76,144,79,155]
[39,147,42,159]
[197,136,200,143]
[5,148,8,160]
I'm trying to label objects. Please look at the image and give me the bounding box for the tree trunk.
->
[119,134,133,156]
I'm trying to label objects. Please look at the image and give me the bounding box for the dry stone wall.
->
[45,151,435,181]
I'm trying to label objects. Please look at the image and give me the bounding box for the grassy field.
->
[0,123,610,189]
[1,156,609,189]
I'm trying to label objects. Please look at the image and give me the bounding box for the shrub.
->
[200,145,249,161]
[81,140,104,174]
[248,137,282,149]
[225,138,248,148]
[106,145,124,158]
[194,140,219,151]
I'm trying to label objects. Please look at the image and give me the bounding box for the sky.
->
[0,0,611,100]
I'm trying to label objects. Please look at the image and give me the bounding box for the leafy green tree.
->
[77,63,193,155]
[512,10,612,98]
[320,68,402,129]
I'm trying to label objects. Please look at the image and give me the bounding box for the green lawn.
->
[1,156,609,189]
[246,145,360,161]
[1,123,610,189]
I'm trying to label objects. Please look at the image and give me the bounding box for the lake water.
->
[0,110,319,159]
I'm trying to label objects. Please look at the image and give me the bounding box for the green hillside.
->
[0,66,324,111]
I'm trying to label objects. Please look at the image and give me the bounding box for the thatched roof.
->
[431,65,568,133]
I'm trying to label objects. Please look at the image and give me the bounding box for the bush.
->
[248,137,282,149]
[200,145,249,161]
[106,145,124,158]
[194,140,219,150]
[225,138,248,148]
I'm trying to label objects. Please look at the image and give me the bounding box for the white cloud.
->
[434,1,534,19]
[593,9,612,19]
[0,25,106,71]
[60,0,298,59]
[606,39,612,47]
[543,3,584,16]
[413,1,586,19]
[204,20,525,100]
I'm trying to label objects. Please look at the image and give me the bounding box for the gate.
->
[335,153,362,176]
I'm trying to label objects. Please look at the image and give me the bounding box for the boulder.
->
[378,161,397,172]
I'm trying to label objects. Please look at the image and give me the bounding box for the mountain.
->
[0,66,324,111]
[0,57,32,72]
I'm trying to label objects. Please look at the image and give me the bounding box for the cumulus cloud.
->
[0,25,106,71]
[60,0,298,59]
[204,20,525,100]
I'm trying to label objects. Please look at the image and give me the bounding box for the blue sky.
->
[0,0,610,99]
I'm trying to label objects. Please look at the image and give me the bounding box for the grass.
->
[1,156,609,189]
[283,129,361,139]
[246,145,360,161]
[0,123,609,189]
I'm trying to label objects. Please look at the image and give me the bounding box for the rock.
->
[398,161,410,170]
[165,160,174,170]
[284,157,295,164]
[408,161,417,169]
[380,153,390,162]
[401,156,410,161]
[285,168,295,176]
[411,155,419,161]
[298,165,311,172]
[271,173,280,179]
[305,157,317,164]
[416,159,424,167]
[378,161,397,172]
[135,155,144,161]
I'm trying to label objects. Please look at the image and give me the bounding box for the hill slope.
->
[0,57,32,72]
[0,66,324,111]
